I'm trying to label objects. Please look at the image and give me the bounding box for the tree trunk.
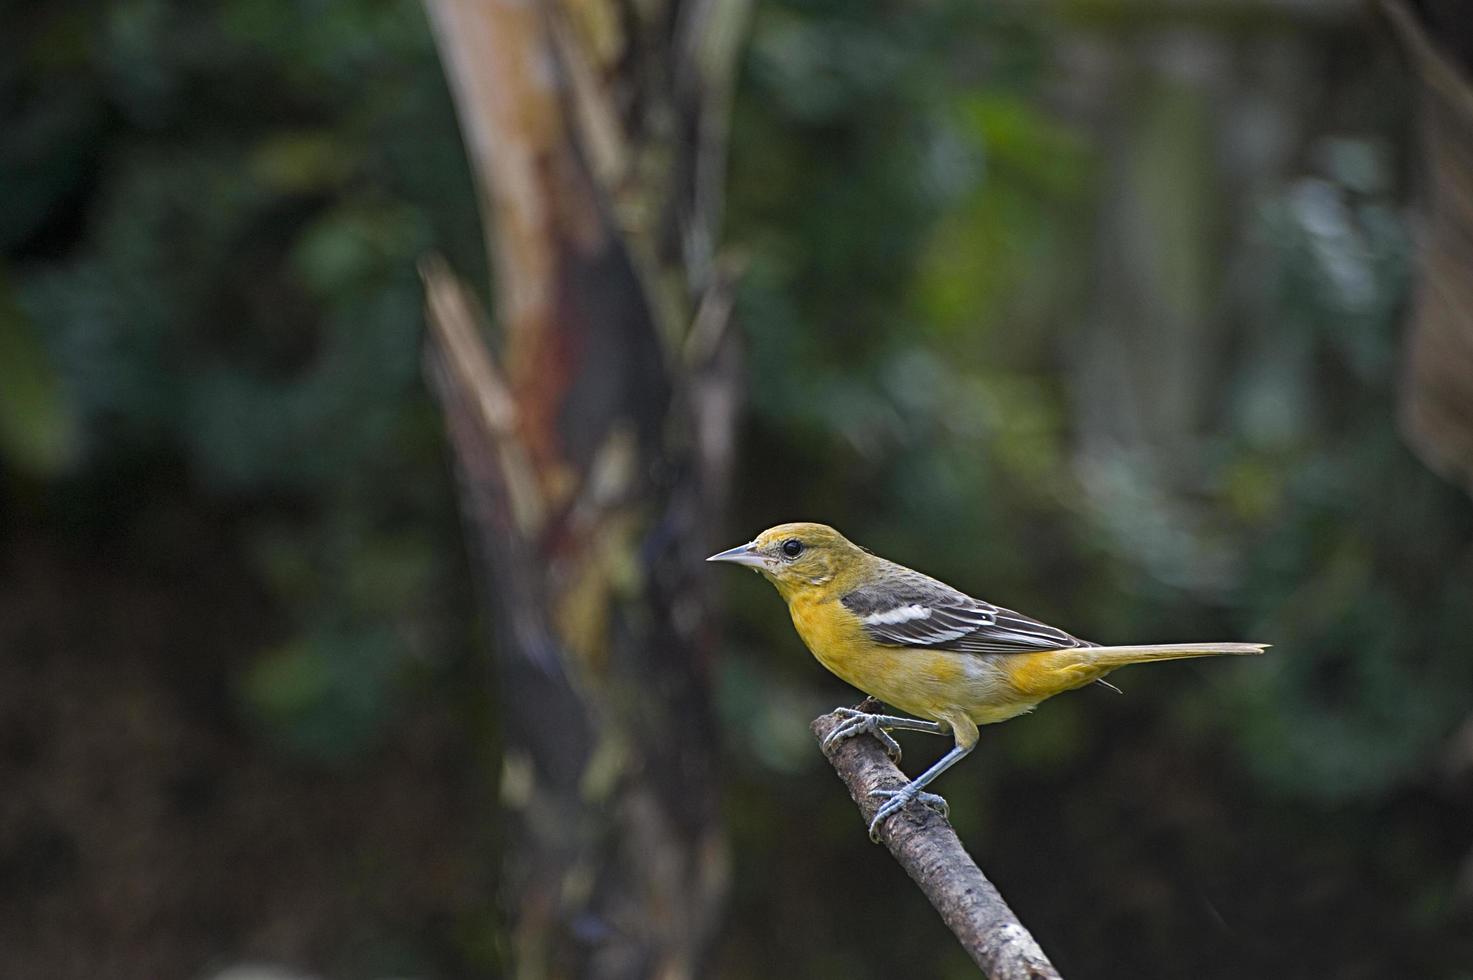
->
[418,0,749,976]
[1385,0,1473,497]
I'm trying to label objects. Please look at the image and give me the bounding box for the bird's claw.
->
[867,786,950,841]
[823,708,903,762]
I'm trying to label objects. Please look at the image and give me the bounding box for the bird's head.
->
[707,522,867,599]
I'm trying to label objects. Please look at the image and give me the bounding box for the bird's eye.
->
[781,539,804,559]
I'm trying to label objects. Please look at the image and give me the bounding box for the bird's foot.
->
[867,786,949,842]
[823,707,903,762]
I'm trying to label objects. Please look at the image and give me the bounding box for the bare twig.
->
[812,709,1063,980]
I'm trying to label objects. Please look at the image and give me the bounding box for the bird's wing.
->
[840,565,1090,654]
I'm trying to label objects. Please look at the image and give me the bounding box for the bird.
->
[707,522,1266,841]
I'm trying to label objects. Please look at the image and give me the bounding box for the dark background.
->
[3,1,1472,977]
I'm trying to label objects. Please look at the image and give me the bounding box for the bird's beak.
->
[706,541,766,568]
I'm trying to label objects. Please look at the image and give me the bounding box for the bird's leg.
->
[868,741,975,842]
[822,706,947,763]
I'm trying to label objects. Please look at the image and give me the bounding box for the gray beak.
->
[706,541,767,568]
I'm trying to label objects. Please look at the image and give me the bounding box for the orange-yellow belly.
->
[787,596,1103,727]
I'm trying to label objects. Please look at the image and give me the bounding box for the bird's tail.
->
[1081,642,1268,668]
[1006,642,1265,699]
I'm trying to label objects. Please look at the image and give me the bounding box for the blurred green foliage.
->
[718,1,1473,976]
[4,0,483,768]
[4,0,1472,978]
[0,272,79,474]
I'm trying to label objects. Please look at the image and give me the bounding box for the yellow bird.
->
[708,522,1266,840]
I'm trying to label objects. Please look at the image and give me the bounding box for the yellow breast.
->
[786,594,1029,726]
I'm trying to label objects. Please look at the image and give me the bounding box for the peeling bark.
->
[419,0,749,976]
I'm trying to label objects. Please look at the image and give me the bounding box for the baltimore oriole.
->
[709,522,1266,840]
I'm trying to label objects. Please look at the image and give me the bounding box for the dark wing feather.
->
[947,606,1091,653]
[841,564,1092,654]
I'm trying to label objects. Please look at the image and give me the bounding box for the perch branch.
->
[812,708,1063,980]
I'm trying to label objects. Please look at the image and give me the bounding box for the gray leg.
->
[822,707,947,762]
[867,741,975,842]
